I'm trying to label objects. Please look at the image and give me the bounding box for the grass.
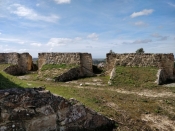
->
[41,64,78,71]
[112,66,158,88]
[0,64,175,130]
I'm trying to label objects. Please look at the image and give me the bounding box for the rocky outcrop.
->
[4,65,27,76]
[0,88,115,131]
[54,67,83,82]
[156,69,166,85]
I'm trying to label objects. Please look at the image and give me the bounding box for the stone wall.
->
[0,53,33,71]
[38,52,93,77]
[0,87,115,131]
[106,53,174,84]
[80,53,93,76]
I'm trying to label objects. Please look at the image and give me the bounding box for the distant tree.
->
[109,50,115,54]
[136,48,144,54]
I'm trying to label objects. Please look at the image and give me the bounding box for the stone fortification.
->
[106,53,174,84]
[38,53,93,77]
[0,87,115,131]
[0,53,33,71]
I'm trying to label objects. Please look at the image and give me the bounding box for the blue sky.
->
[0,0,175,58]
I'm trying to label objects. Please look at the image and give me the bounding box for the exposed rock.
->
[4,65,27,75]
[156,69,166,85]
[0,88,115,131]
[54,67,83,82]
[97,62,105,69]
[108,67,116,85]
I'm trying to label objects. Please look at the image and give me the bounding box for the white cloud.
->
[36,3,40,7]
[19,49,27,52]
[3,48,16,52]
[87,33,99,41]
[47,38,72,47]
[30,43,42,47]
[0,32,1,35]
[134,21,148,27]
[74,37,82,41]
[168,2,175,7]
[0,38,25,43]
[9,4,59,22]
[130,9,154,18]
[54,0,71,4]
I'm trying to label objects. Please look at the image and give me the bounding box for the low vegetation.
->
[112,66,158,89]
[0,64,175,130]
[41,63,78,71]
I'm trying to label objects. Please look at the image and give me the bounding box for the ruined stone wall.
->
[106,53,174,79]
[38,52,93,76]
[38,53,81,69]
[0,53,32,71]
[80,53,93,76]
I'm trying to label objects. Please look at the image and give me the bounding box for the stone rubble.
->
[0,87,115,131]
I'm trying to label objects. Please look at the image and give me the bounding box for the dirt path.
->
[62,84,175,98]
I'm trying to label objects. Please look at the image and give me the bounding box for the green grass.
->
[0,63,175,130]
[112,66,158,88]
[41,64,78,71]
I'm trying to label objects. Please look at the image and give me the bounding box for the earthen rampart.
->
[0,52,32,71]
[106,53,174,84]
[38,52,93,76]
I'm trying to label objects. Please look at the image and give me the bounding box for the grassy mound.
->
[38,64,79,80]
[0,64,22,89]
[112,66,158,88]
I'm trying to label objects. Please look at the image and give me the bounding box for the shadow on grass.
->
[0,73,22,90]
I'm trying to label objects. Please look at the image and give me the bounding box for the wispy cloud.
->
[130,9,154,18]
[151,33,162,38]
[0,37,25,43]
[9,4,59,22]
[46,38,72,47]
[19,49,27,52]
[168,2,175,7]
[151,33,168,41]
[87,33,99,41]
[54,0,71,4]
[122,39,152,44]
[159,36,168,41]
[30,43,42,47]
[134,21,148,27]
[132,39,152,44]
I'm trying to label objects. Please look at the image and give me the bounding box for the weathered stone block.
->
[0,88,115,131]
